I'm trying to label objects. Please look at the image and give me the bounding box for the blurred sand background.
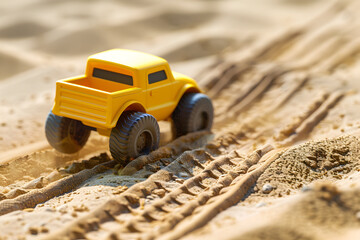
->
[0,0,360,239]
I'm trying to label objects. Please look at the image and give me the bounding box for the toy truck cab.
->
[46,49,213,163]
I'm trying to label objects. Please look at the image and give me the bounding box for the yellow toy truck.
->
[45,49,213,163]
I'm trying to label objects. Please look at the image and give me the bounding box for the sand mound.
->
[0,52,32,80]
[233,182,360,240]
[0,21,49,38]
[252,136,360,198]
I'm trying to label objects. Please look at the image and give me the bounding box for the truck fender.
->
[176,83,201,104]
[111,101,146,128]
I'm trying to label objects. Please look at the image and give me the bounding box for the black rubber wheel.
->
[172,93,213,138]
[109,111,160,163]
[45,111,91,154]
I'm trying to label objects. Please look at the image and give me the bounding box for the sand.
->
[1,0,360,239]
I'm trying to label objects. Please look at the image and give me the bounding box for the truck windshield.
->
[93,68,133,86]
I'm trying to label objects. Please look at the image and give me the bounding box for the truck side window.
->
[93,68,133,86]
[148,70,167,84]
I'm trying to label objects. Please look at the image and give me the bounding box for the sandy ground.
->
[1,0,360,239]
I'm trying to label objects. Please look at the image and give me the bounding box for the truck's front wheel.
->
[45,111,91,154]
[172,93,213,138]
[109,111,160,164]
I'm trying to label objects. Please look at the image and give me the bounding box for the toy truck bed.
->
[54,75,142,131]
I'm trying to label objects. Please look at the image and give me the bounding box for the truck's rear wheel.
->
[45,111,91,154]
[109,111,160,164]
[172,93,213,138]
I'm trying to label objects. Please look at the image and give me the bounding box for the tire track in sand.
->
[41,145,276,239]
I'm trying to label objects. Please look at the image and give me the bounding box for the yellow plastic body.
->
[52,49,201,136]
